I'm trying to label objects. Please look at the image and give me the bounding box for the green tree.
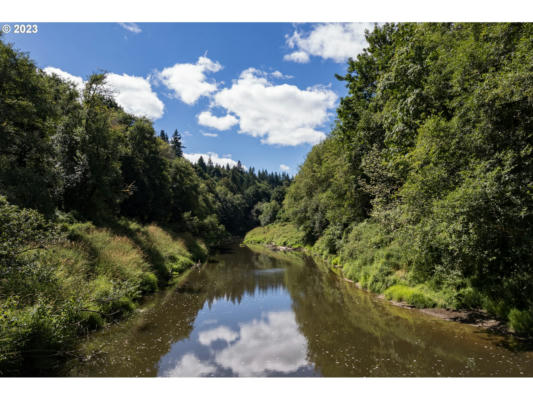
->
[170,129,184,158]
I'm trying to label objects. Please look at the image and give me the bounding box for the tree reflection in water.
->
[70,245,533,377]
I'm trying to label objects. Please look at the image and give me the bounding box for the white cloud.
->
[285,23,374,63]
[198,326,238,346]
[105,73,164,120]
[211,68,336,146]
[43,67,164,120]
[163,353,216,377]
[118,23,141,34]
[201,132,218,137]
[280,164,290,171]
[43,67,85,92]
[283,51,310,63]
[197,111,238,131]
[271,70,293,79]
[184,152,239,168]
[157,56,222,105]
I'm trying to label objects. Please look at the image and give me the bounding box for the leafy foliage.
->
[277,23,533,331]
[0,37,290,241]
[0,36,291,375]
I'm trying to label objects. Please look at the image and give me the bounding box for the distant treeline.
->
[0,35,290,242]
[254,23,533,334]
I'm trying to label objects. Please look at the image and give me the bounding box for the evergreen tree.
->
[170,129,183,157]
[197,156,207,171]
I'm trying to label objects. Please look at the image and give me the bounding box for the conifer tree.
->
[170,129,183,157]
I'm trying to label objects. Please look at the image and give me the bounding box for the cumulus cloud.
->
[283,51,310,63]
[280,164,290,171]
[210,68,336,146]
[197,111,238,131]
[157,56,222,105]
[184,152,240,168]
[271,70,293,79]
[105,73,164,119]
[43,67,85,92]
[118,23,141,34]
[285,23,374,63]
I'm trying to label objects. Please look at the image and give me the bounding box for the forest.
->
[1,22,533,376]
[245,23,533,335]
[0,34,289,375]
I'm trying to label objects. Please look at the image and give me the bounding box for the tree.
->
[120,118,171,222]
[67,73,125,220]
[170,129,184,158]
[0,40,60,214]
[279,23,533,325]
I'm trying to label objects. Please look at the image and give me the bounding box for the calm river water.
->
[68,244,533,377]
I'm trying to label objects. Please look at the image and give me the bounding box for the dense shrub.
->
[508,308,533,336]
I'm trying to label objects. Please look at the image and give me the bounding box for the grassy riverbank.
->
[0,212,206,376]
[244,223,440,308]
[244,223,530,334]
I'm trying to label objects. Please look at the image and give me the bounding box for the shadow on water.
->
[488,332,533,353]
[68,244,533,377]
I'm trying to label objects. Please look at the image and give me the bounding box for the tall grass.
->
[243,223,306,248]
[0,219,206,376]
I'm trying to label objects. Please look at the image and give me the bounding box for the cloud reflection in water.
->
[163,353,216,377]
[163,310,311,376]
[198,326,239,346]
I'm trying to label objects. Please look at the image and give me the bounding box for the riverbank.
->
[66,242,533,377]
[243,224,512,335]
[0,217,207,376]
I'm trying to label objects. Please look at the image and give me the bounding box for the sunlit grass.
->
[0,219,205,374]
[244,223,306,248]
[384,285,437,308]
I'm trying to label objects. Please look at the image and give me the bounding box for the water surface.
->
[69,244,533,377]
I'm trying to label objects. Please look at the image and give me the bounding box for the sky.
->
[3,22,374,174]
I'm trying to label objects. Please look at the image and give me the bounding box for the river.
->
[67,244,533,377]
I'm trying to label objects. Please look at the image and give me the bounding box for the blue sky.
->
[3,22,374,174]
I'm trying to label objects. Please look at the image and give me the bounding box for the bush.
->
[454,287,483,309]
[182,212,227,248]
[254,200,280,226]
[169,255,194,274]
[508,308,533,336]
[313,224,344,257]
[97,296,135,320]
[79,311,104,332]
[0,299,79,376]
[139,272,158,294]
